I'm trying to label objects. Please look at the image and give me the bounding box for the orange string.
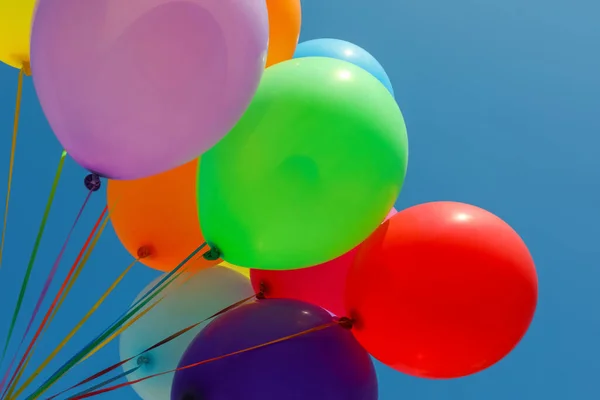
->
[70,321,340,399]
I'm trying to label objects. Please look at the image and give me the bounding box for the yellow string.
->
[46,198,122,328]
[7,216,111,400]
[80,295,164,363]
[13,249,189,398]
[6,352,30,400]
[9,260,136,400]
[48,217,112,328]
[79,269,189,363]
[0,66,25,270]
[25,266,188,400]
[65,259,137,357]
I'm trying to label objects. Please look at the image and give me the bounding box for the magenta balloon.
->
[31,0,269,179]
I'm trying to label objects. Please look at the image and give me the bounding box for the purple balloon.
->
[31,0,269,179]
[171,299,378,400]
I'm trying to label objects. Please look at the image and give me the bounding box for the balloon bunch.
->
[0,0,538,399]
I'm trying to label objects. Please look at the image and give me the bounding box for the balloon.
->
[171,299,378,400]
[294,38,394,96]
[346,202,538,378]
[251,207,397,316]
[31,0,269,180]
[119,265,254,400]
[107,160,217,272]
[386,207,398,219]
[198,57,408,270]
[0,0,36,69]
[265,0,301,67]
[220,262,250,279]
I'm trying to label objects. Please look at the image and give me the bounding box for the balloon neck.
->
[337,317,354,330]
[21,61,31,77]
[84,173,102,191]
[202,245,222,261]
[137,246,152,259]
[255,281,268,300]
[137,355,150,366]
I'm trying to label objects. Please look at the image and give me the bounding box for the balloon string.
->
[83,289,254,368]
[77,269,191,365]
[66,242,207,369]
[0,150,67,363]
[0,66,25,272]
[6,208,110,400]
[78,269,189,365]
[1,206,108,400]
[81,241,207,359]
[2,245,104,400]
[71,321,340,400]
[47,217,107,330]
[9,259,136,400]
[26,274,180,400]
[21,190,92,342]
[0,191,91,395]
[66,365,141,400]
[24,254,194,400]
[17,191,90,355]
[0,359,15,396]
[3,354,29,400]
[78,291,166,366]
[45,290,174,400]
[130,243,208,312]
[79,269,209,367]
[46,208,117,331]
[53,292,259,399]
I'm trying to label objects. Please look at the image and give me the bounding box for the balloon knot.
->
[137,355,150,366]
[84,173,101,191]
[21,62,31,77]
[202,245,222,261]
[256,281,268,299]
[137,246,152,259]
[260,281,268,293]
[337,317,354,330]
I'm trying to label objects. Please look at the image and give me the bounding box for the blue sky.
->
[0,0,598,399]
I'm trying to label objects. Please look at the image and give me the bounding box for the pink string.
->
[0,191,92,394]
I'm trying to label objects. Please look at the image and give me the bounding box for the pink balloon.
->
[250,208,397,316]
[386,207,398,220]
[31,0,269,180]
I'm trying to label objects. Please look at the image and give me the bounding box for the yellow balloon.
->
[0,0,37,70]
[219,262,250,279]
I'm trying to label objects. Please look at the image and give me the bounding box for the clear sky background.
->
[0,0,598,399]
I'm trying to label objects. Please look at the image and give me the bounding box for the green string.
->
[1,150,67,361]
[26,271,182,400]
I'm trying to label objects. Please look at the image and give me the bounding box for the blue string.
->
[130,242,207,311]
[29,243,208,399]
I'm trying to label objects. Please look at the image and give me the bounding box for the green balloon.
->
[198,57,408,270]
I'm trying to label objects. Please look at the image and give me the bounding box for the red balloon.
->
[251,208,397,316]
[345,202,538,378]
[251,248,355,316]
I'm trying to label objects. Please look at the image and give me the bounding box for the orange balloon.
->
[265,0,301,67]
[107,160,217,272]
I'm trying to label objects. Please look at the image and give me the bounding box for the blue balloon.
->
[294,38,394,96]
[119,266,254,400]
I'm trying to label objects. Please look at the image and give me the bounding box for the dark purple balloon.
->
[171,299,378,400]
